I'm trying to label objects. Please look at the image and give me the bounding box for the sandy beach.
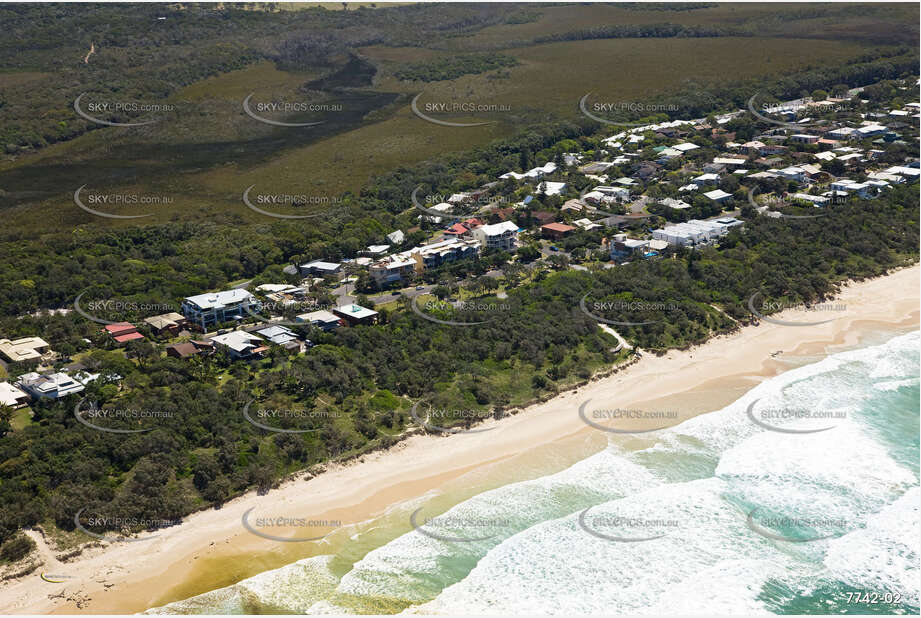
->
[2,264,918,615]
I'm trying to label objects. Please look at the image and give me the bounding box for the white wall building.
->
[651,218,741,247]
[471,221,519,252]
[181,289,261,330]
[16,372,84,400]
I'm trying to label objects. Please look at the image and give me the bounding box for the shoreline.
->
[1,264,918,615]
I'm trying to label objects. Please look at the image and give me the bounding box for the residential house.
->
[144,312,188,336]
[182,289,261,331]
[254,325,302,352]
[790,193,830,206]
[333,304,379,326]
[296,310,341,331]
[298,260,343,277]
[579,161,615,174]
[703,189,733,204]
[867,171,905,184]
[369,255,416,287]
[211,331,268,360]
[829,179,880,199]
[651,218,741,247]
[573,218,601,231]
[826,126,858,140]
[789,134,819,145]
[856,124,888,139]
[632,162,662,180]
[610,234,648,259]
[16,371,84,400]
[712,157,748,167]
[500,162,557,181]
[660,197,691,210]
[541,222,576,240]
[471,221,519,252]
[0,337,51,365]
[741,140,766,155]
[692,173,720,186]
[362,245,390,258]
[538,181,568,196]
[442,218,481,240]
[885,166,921,182]
[776,166,808,184]
[0,381,29,408]
[165,342,201,359]
[588,185,631,203]
[104,322,145,345]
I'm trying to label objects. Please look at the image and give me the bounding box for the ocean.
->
[148,331,920,615]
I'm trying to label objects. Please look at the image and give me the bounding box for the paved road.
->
[368,284,434,306]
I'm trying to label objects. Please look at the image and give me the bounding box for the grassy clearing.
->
[9,408,32,431]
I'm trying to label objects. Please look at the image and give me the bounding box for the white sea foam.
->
[410,478,796,614]
[144,555,339,614]
[823,487,920,607]
[333,446,661,604]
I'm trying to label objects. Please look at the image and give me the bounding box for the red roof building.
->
[104,322,145,344]
[443,218,484,238]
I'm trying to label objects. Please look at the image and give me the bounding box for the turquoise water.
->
[149,331,920,615]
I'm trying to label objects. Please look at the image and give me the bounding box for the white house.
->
[538,181,567,196]
[211,331,267,359]
[181,289,261,330]
[790,193,829,206]
[829,179,879,199]
[703,189,733,204]
[500,162,557,181]
[16,372,84,400]
[651,218,740,247]
[0,381,29,408]
[296,310,341,331]
[573,218,601,231]
[826,126,858,140]
[886,166,920,182]
[589,185,630,202]
[660,197,691,210]
[692,173,720,186]
[471,221,519,251]
[856,124,887,138]
[299,260,343,276]
[0,336,51,364]
[777,166,807,183]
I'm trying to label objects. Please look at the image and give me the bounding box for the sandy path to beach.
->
[1,265,918,615]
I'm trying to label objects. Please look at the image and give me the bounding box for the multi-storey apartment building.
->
[181,289,262,330]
